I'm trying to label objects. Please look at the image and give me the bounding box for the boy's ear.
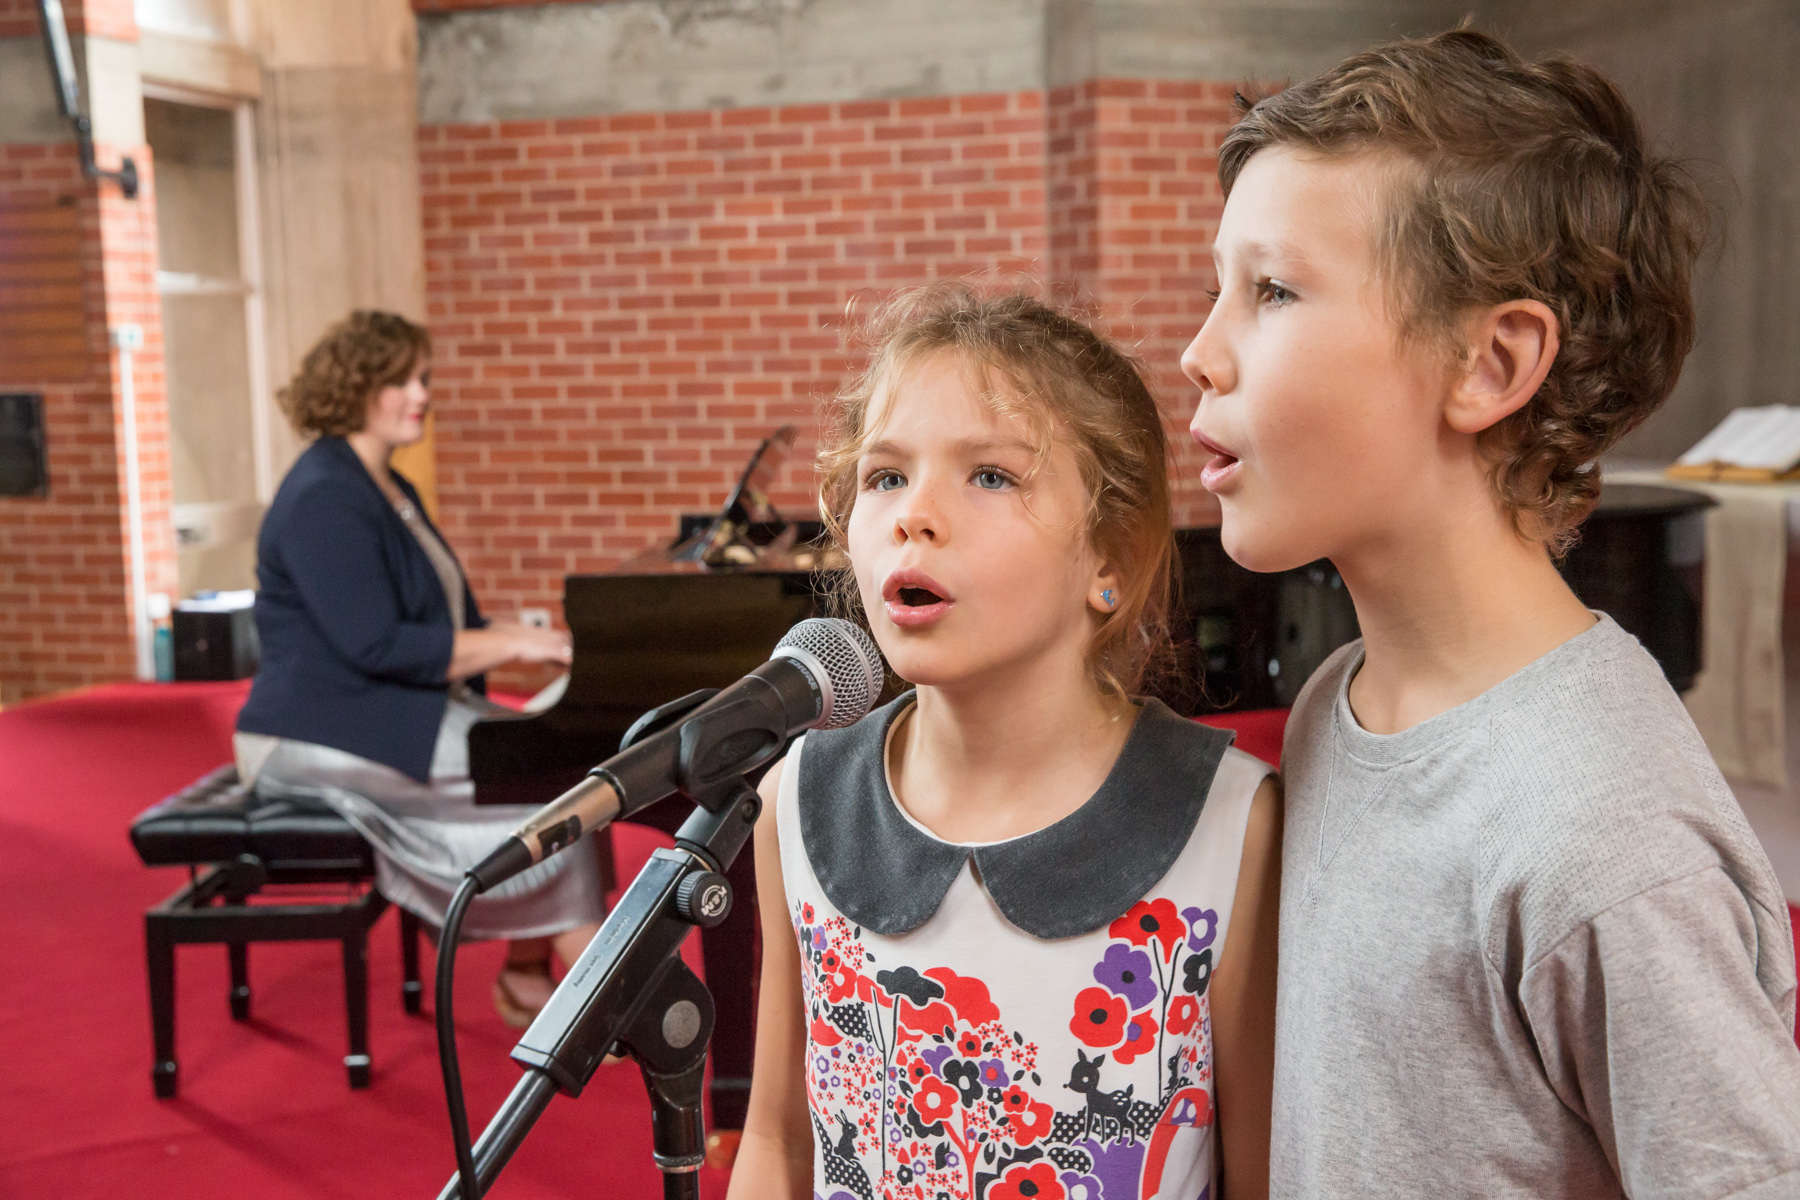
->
[1446,299,1560,435]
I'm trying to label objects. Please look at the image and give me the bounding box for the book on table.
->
[1668,406,1800,481]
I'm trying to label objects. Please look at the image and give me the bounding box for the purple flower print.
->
[812,927,828,951]
[1182,906,1218,953]
[977,1057,1009,1088]
[1094,942,1156,1010]
[921,1044,955,1077]
[1079,1138,1147,1193]
[1060,1170,1104,1200]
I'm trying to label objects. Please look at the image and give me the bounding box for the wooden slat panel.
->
[0,197,90,383]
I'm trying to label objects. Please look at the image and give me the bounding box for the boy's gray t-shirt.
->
[1274,615,1800,1200]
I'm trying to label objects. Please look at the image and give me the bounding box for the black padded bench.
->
[130,765,423,1096]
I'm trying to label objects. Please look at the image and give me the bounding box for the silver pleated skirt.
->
[233,696,607,940]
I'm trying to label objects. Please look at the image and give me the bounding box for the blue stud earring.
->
[1101,588,1116,609]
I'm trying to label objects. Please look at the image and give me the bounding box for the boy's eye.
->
[1257,279,1296,307]
[971,467,1013,491]
[864,469,905,493]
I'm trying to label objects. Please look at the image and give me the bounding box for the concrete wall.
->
[1479,0,1800,463]
[418,0,1461,124]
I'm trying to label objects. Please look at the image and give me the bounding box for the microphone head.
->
[773,618,884,729]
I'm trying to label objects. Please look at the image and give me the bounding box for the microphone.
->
[468,617,882,892]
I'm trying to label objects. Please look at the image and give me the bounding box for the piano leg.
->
[698,847,759,1130]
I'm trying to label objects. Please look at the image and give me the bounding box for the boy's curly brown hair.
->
[278,310,431,437]
[1220,28,1708,552]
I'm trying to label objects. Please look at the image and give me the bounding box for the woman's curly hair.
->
[278,310,431,437]
[1220,28,1709,552]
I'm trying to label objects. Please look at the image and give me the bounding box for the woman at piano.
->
[233,310,604,1028]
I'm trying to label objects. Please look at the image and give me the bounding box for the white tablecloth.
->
[1609,469,1800,788]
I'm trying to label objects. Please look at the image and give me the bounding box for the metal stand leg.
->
[228,941,251,1021]
[643,1057,708,1200]
[342,933,371,1088]
[146,915,178,1098]
[400,908,423,1015]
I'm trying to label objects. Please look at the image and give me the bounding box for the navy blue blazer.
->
[237,436,486,782]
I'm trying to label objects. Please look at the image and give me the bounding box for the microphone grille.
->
[775,618,884,729]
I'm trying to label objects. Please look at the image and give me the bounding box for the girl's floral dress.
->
[778,694,1271,1200]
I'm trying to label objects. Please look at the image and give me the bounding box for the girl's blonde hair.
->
[818,283,1174,700]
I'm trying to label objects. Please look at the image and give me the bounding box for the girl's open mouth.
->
[883,571,955,628]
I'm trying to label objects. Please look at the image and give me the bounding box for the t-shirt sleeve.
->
[1517,866,1800,1200]
[276,483,455,686]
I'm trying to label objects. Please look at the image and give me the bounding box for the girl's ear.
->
[1445,299,1560,435]
[1088,561,1123,615]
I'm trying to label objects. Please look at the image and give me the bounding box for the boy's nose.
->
[1181,315,1235,400]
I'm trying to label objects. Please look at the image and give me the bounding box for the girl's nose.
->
[892,484,943,545]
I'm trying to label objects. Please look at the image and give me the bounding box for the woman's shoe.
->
[492,962,553,1029]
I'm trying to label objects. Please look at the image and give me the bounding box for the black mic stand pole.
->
[436,778,759,1200]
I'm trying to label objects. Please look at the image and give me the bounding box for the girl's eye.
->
[864,469,905,493]
[1257,279,1296,308]
[1203,287,1221,303]
[971,467,1013,491]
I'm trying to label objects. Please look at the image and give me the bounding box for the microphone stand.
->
[436,778,758,1200]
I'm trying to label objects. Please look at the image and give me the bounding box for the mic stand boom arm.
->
[436,778,760,1200]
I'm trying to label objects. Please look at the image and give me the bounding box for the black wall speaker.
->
[0,393,48,498]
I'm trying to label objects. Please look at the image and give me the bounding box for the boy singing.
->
[1185,29,1800,1198]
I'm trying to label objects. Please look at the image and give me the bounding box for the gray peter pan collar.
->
[797,692,1233,940]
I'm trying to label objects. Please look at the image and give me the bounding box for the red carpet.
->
[0,681,724,1199]
[1,686,1795,1198]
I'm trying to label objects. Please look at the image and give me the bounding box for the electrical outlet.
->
[519,607,552,629]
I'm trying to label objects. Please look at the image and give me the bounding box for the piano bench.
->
[128,765,424,1098]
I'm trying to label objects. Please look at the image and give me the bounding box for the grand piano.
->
[470,431,1712,1128]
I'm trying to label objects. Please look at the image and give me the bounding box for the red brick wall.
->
[0,0,136,38]
[421,84,1235,654]
[420,93,1050,627]
[0,124,170,701]
[1049,79,1234,510]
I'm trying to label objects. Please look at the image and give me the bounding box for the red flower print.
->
[1001,1084,1030,1112]
[824,963,862,1004]
[809,1017,842,1046]
[1166,993,1200,1036]
[923,967,1001,1025]
[1112,1008,1160,1065]
[989,1161,1065,1200]
[897,999,956,1043]
[905,1056,932,1085]
[912,1075,957,1126]
[1109,898,1182,962]
[1005,1098,1055,1147]
[1070,986,1127,1048]
[800,902,815,923]
[957,1031,982,1057]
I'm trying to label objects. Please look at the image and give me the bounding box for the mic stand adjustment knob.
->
[675,871,733,928]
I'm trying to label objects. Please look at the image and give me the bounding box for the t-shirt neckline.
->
[1333,611,1618,766]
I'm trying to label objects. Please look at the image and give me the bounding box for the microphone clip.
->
[618,684,787,813]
